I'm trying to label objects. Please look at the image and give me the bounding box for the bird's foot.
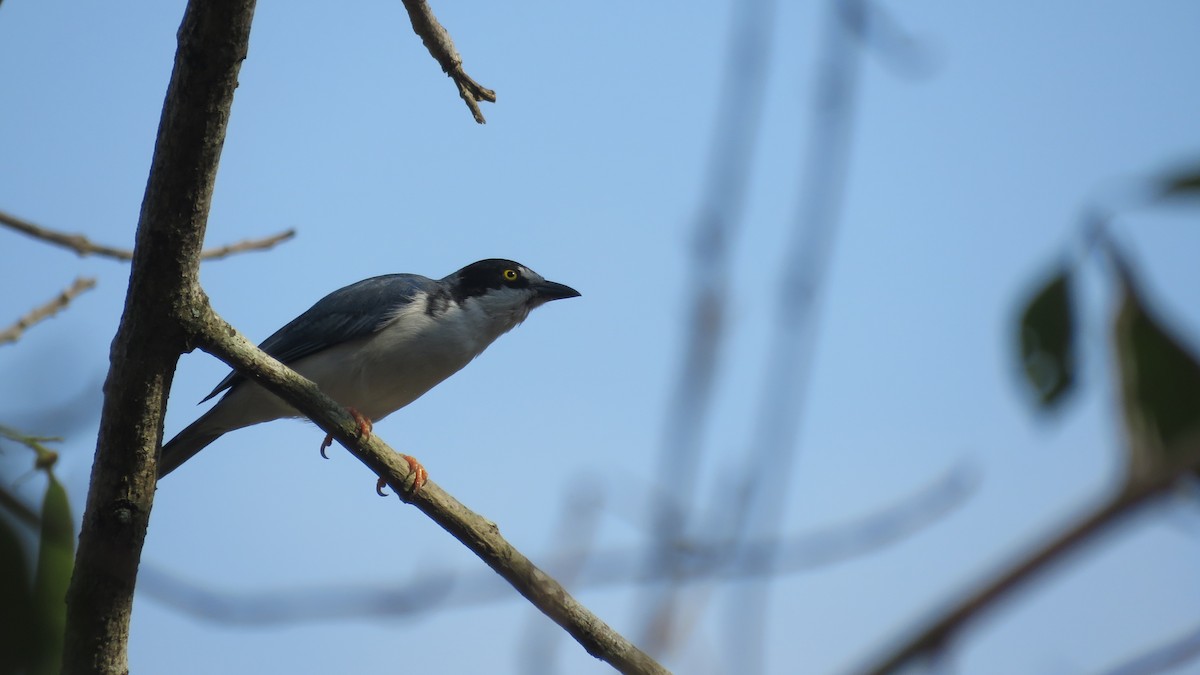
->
[376,454,427,499]
[320,408,374,459]
[350,409,374,438]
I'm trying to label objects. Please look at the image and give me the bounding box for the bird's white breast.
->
[290,290,527,421]
[205,287,536,433]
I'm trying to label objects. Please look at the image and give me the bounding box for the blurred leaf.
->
[1112,267,1200,484]
[0,493,36,675]
[1018,265,1076,409]
[31,473,73,675]
[0,483,39,529]
[1159,166,1200,199]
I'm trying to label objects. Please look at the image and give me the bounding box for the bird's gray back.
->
[201,274,446,401]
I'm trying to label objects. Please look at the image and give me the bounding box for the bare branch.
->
[857,467,1193,675]
[188,300,668,675]
[62,1,256,671]
[401,0,496,124]
[0,208,294,261]
[0,209,135,260]
[137,460,974,625]
[0,277,96,346]
[520,482,605,674]
[196,228,296,260]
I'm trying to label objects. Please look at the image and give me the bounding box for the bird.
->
[158,258,580,486]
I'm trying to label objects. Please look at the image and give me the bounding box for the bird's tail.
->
[158,415,225,479]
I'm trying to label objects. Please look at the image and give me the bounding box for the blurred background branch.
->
[0,276,96,346]
[642,0,777,651]
[0,208,294,261]
[138,459,974,624]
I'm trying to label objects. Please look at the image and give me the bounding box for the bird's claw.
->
[403,454,428,494]
[376,454,427,499]
[350,409,373,438]
[318,408,374,460]
[311,407,423,499]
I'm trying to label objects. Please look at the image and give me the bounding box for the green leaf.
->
[1018,265,1076,409]
[31,473,73,675]
[0,489,36,675]
[1113,270,1200,483]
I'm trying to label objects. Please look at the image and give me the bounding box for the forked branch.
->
[401,0,496,124]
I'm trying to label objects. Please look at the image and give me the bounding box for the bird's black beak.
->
[533,280,581,303]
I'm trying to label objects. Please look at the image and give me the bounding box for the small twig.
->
[0,425,63,466]
[0,209,134,260]
[0,208,295,262]
[197,229,296,260]
[401,0,496,124]
[0,277,97,346]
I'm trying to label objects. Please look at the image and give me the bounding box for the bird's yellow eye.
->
[503,269,519,281]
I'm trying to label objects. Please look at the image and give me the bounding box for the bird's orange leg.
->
[376,454,427,498]
[351,409,373,437]
[320,408,374,459]
[316,410,425,498]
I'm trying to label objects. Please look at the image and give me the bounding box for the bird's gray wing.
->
[200,274,444,402]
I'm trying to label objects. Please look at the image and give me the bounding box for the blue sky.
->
[2,1,1200,673]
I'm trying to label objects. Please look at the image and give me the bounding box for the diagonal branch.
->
[188,300,668,675]
[137,461,975,625]
[0,208,294,261]
[0,276,96,346]
[401,0,496,124]
[857,468,1190,675]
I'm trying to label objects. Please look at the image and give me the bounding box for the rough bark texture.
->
[61,2,256,673]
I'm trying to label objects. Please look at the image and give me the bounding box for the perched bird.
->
[158,259,580,483]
